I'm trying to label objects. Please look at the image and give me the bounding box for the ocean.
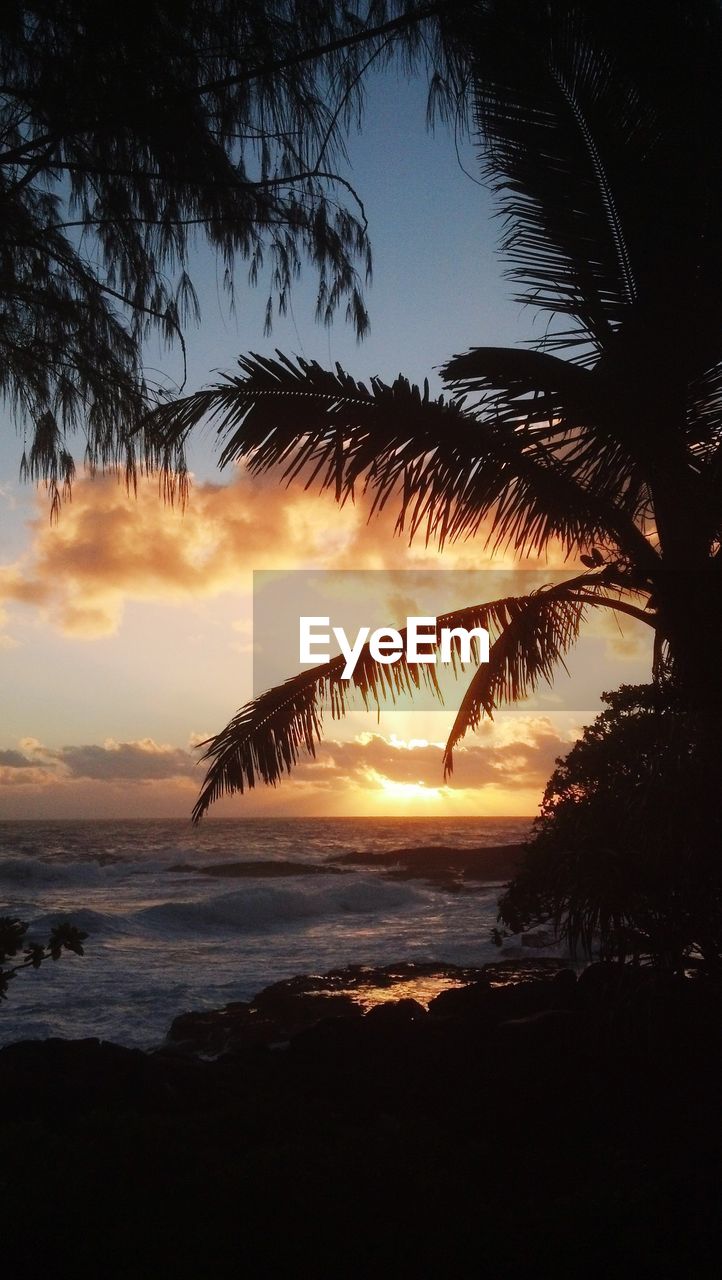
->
[0,816,533,1049]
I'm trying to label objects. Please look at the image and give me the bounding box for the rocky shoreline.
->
[165,956,573,1055]
[1,957,720,1274]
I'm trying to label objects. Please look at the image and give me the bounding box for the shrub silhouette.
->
[0,918,88,1001]
[498,685,722,970]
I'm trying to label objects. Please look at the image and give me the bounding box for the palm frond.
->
[694,360,722,470]
[462,0,643,349]
[192,622,442,821]
[441,344,648,519]
[442,346,594,422]
[454,0,722,399]
[441,571,657,774]
[144,351,657,567]
[192,572,650,819]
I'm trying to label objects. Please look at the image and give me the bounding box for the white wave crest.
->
[134,876,423,936]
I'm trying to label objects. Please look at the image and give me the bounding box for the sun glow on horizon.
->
[366,769,445,803]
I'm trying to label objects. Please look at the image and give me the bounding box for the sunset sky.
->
[0,73,653,819]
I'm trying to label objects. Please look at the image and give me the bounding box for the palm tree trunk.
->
[663,571,722,714]
[659,571,722,949]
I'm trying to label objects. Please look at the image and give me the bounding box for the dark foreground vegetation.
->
[1,960,720,1277]
[500,685,722,970]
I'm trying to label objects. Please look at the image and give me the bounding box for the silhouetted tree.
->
[1,1,462,512]
[145,0,722,819]
[0,916,87,1000]
[498,685,722,969]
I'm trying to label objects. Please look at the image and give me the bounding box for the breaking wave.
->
[134,876,423,936]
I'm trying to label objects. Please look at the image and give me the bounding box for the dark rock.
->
[364,998,427,1025]
[252,989,363,1031]
[169,859,347,877]
[429,973,582,1026]
[0,1038,174,1117]
[428,981,491,1019]
[328,844,524,887]
[288,1015,365,1061]
[575,961,643,1007]
[168,1004,281,1054]
[550,968,578,1003]
[253,972,348,997]
[318,959,483,988]
[166,960,580,1056]
[168,984,364,1056]
[486,979,565,1022]
[480,957,576,980]
[168,1001,250,1042]
[2,967,721,1280]
[495,1007,578,1045]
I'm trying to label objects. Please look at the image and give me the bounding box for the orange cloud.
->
[0,467,572,639]
[0,720,567,819]
[293,723,565,793]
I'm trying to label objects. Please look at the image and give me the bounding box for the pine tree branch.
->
[189,2,462,98]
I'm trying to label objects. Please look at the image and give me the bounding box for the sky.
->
[0,71,654,820]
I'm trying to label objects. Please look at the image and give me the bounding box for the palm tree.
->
[147,0,722,820]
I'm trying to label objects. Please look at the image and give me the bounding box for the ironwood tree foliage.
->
[145,0,722,819]
[1,1,460,513]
